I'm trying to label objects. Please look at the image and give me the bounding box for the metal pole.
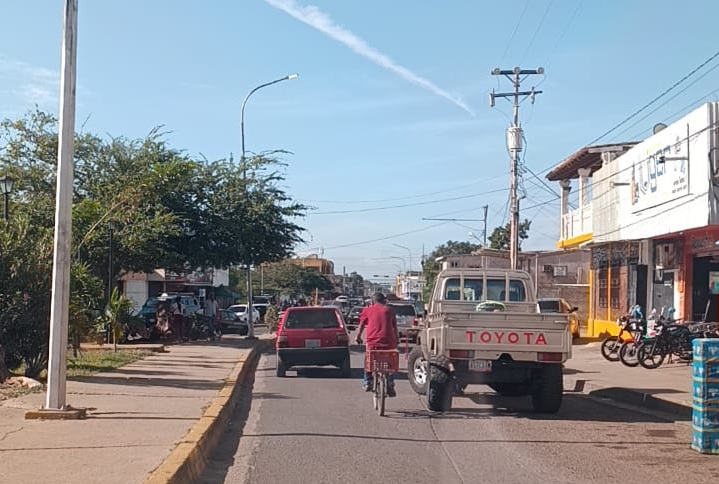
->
[392,243,413,273]
[482,204,488,247]
[108,225,113,297]
[240,74,297,340]
[2,193,7,222]
[46,0,78,411]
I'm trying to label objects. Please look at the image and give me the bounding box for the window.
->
[285,309,340,329]
[443,278,527,302]
[553,265,568,277]
[388,305,416,316]
[538,300,561,313]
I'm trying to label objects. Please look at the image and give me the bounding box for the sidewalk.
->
[0,335,270,484]
[565,342,692,418]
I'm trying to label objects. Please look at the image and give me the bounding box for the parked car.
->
[538,298,581,338]
[218,309,249,335]
[346,305,364,330]
[388,302,420,343]
[140,294,201,325]
[275,306,351,378]
[228,304,261,325]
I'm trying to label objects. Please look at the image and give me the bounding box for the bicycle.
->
[365,349,399,416]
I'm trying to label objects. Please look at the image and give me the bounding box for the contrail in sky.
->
[263,0,475,116]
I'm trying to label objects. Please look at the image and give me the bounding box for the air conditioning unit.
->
[543,264,553,273]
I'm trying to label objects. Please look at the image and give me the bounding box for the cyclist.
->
[355,292,398,397]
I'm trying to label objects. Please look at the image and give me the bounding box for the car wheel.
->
[276,357,287,378]
[340,355,351,378]
[407,346,427,395]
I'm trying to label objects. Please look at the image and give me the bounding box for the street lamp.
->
[392,243,413,273]
[241,73,298,340]
[0,175,15,222]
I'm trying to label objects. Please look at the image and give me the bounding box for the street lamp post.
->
[392,243,413,273]
[0,175,15,222]
[241,73,298,339]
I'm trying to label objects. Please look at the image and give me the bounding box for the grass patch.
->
[67,349,151,378]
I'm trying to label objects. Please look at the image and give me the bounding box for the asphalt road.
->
[200,344,719,484]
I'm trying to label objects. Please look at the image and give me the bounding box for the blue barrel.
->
[692,338,719,454]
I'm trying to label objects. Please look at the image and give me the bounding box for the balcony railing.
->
[561,203,592,241]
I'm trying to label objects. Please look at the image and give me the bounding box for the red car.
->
[275,306,351,378]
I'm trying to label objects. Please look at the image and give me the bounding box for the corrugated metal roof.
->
[546,142,639,181]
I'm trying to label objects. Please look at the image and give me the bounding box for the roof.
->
[546,142,638,182]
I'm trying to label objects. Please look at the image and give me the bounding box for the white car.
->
[228,304,261,325]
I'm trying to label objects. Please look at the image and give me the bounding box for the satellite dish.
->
[653,123,668,134]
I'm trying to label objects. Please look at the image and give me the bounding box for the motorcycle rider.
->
[355,292,398,397]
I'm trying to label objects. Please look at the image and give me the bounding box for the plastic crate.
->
[694,338,719,360]
[692,362,719,379]
[691,426,719,454]
[692,378,719,401]
[365,349,399,374]
[693,406,719,429]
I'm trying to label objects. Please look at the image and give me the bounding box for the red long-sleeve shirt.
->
[359,304,398,350]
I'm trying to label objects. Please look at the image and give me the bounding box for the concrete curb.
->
[565,376,692,420]
[144,340,271,484]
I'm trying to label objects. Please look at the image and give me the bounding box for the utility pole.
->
[481,204,488,247]
[490,67,544,270]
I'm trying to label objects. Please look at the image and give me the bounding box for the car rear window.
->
[538,300,561,312]
[284,309,340,329]
[389,305,416,316]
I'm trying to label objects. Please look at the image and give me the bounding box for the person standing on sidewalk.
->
[203,295,218,340]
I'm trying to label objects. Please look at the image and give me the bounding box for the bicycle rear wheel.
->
[376,375,386,416]
[372,373,379,411]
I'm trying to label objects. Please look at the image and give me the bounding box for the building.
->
[119,268,230,312]
[394,271,425,301]
[437,249,590,332]
[287,255,334,275]
[548,102,719,336]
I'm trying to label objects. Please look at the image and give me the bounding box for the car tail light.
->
[449,350,475,359]
[537,352,563,362]
[337,332,349,345]
[412,318,418,326]
[277,333,288,348]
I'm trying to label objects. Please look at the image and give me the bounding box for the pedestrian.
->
[355,292,398,396]
[264,302,279,334]
[171,296,185,342]
[203,295,218,340]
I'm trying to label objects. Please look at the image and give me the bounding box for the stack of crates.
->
[692,338,719,454]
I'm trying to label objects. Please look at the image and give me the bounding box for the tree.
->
[488,220,532,251]
[421,240,483,300]
[254,263,332,297]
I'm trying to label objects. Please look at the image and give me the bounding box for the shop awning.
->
[546,142,638,181]
[214,286,242,299]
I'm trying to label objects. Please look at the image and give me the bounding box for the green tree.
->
[256,263,332,297]
[488,220,532,251]
[102,288,134,352]
[421,240,483,300]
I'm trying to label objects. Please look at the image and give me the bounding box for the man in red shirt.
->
[356,292,398,396]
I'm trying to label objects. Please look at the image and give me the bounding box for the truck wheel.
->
[426,356,452,412]
[531,364,563,413]
[488,382,529,397]
[408,346,427,395]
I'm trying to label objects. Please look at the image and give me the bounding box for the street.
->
[200,342,719,484]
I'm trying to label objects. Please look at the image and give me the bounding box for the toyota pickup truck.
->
[407,268,571,413]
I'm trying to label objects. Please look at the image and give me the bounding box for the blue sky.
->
[2,1,719,278]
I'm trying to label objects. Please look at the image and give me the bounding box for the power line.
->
[537,48,719,175]
[323,222,449,250]
[311,187,507,215]
[613,60,719,142]
[521,0,554,64]
[499,0,530,65]
[582,48,719,148]
[542,0,583,68]
[300,173,507,204]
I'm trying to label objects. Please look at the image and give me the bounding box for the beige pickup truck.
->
[407,268,571,413]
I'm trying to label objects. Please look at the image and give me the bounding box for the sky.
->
[2,1,719,279]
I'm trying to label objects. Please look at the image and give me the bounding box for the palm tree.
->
[103,288,133,352]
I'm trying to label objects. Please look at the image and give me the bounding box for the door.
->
[652,271,674,316]
[692,256,719,321]
[635,265,648,314]
[125,280,147,314]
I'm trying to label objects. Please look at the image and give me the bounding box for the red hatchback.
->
[275,307,351,378]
